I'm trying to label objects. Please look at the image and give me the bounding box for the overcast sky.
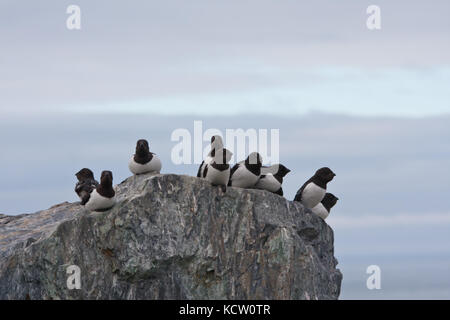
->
[1,0,449,116]
[0,1,449,299]
[1,113,449,299]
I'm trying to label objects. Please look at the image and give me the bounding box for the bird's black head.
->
[135,139,150,155]
[210,135,223,149]
[315,167,336,183]
[75,168,94,181]
[322,193,339,211]
[246,152,263,167]
[100,170,113,187]
[276,164,291,178]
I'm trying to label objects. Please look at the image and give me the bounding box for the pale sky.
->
[0,0,449,299]
[1,0,449,117]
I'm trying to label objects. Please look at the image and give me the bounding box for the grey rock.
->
[0,173,342,300]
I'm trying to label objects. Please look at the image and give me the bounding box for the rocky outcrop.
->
[0,173,342,300]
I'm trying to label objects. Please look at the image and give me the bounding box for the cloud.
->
[328,212,450,229]
[1,1,450,116]
[61,65,450,117]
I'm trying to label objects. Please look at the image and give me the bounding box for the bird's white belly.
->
[231,166,259,188]
[205,166,230,185]
[301,183,326,209]
[311,203,329,219]
[128,155,162,175]
[85,190,116,211]
[255,174,280,192]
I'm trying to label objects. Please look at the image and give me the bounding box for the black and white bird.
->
[85,170,116,212]
[128,139,162,175]
[74,168,99,205]
[203,148,233,192]
[311,193,339,220]
[255,164,291,196]
[294,167,336,209]
[197,135,224,178]
[228,152,263,188]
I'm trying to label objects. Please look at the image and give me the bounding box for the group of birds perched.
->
[74,139,162,212]
[74,135,339,220]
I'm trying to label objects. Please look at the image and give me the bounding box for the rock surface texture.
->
[0,173,342,300]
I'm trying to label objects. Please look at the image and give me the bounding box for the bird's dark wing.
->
[294,178,311,202]
[196,161,205,178]
[75,180,97,198]
[80,192,91,205]
[203,165,208,178]
[274,188,283,196]
[75,181,83,195]
[228,164,240,186]
[230,163,239,177]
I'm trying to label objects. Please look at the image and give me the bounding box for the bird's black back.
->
[294,171,330,202]
[75,178,98,205]
[75,179,98,195]
[294,177,313,202]
[197,161,205,177]
[228,163,240,186]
